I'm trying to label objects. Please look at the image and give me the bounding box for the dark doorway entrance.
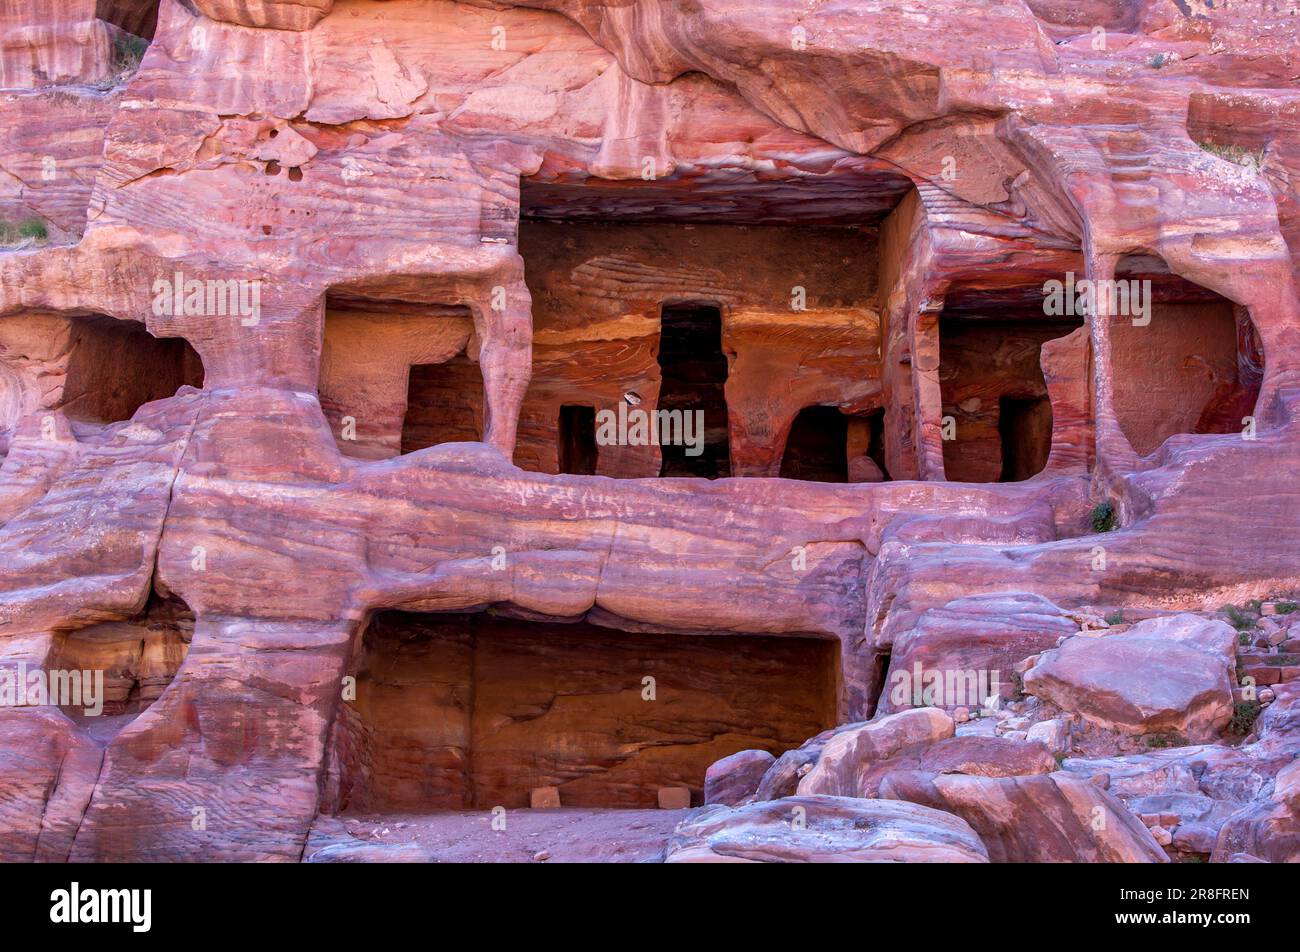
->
[657,305,730,478]
[401,354,483,454]
[558,404,597,475]
[998,394,1053,482]
[780,406,848,482]
[330,612,838,811]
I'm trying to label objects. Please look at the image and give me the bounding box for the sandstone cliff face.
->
[0,0,1298,863]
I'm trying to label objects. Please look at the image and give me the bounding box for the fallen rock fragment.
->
[704,749,775,806]
[1023,614,1235,742]
[796,708,954,797]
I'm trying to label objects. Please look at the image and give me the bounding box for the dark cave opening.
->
[557,404,597,475]
[401,353,484,454]
[657,304,731,478]
[937,313,1079,482]
[96,0,159,40]
[61,316,204,426]
[780,406,848,482]
[998,394,1053,482]
[865,650,891,719]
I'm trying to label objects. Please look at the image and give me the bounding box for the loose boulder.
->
[704,749,776,806]
[880,593,1078,714]
[796,708,954,797]
[1022,614,1235,741]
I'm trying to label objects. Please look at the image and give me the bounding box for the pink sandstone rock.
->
[665,796,989,863]
[797,708,954,798]
[704,749,775,807]
[880,772,1170,863]
[1023,615,1237,742]
[0,0,1298,865]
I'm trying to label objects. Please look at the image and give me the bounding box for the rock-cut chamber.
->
[325,611,839,811]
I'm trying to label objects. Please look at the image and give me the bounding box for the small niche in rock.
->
[317,299,480,459]
[402,353,484,454]
[780,406,849,482]
[46,591,194,742]
[60,316,204,431]
[1109,258,1261,455]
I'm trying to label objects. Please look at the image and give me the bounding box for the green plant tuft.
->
[1274,601,1298,615]
[1143,732,1184,749]
[113,34,148,70]
[1197,140,1265,169]
[106,33,149,85]
[1091,501,1117,533]
[1105,610,1124,626]
[1222,604,1256,632]
[0,216,49,247]
[1227,701,1262,736]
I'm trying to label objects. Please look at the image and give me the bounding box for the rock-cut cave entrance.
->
[778,405,892,483]
[998,394,1053,482]
[937,296,1082,482]
[557,404,597,475]
[318,298,483,459]
[61,317,204,428]
[1108,257,1262,456]
[327,611,839,812]
[657,304,731,478]
[401,352,483,454]
[780,406,848,482]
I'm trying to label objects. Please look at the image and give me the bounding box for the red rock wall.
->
[1,0,1299,863]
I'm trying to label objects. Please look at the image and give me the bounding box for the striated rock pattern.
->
[1,0,1299,863]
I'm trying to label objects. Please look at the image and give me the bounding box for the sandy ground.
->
[306,808,696,863]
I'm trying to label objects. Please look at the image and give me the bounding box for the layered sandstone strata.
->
[1,0,1298,863]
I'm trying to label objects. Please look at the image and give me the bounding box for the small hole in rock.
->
[265,160,280,176]
[261,225,272,235]
[288,166,303,182]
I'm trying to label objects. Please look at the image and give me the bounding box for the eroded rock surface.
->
[665,796,989,863]
[878,772,1169,864]
[1,0,1298,863]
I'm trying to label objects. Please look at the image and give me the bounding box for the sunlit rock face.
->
[1,0,1299,863]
